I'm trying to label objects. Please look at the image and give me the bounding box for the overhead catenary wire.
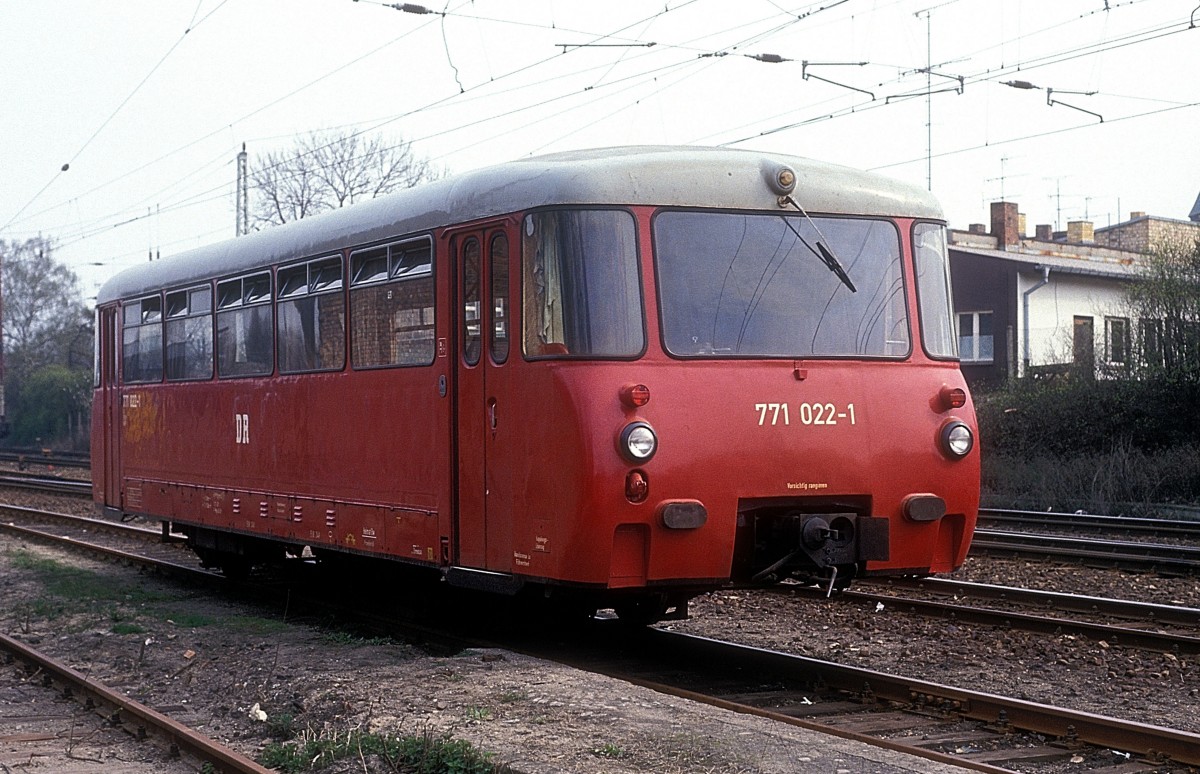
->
[0,1,231,235]
[0,0,919,238]
[712,11,1195,147]
[8,0,1196,265]
[5,0,701,237]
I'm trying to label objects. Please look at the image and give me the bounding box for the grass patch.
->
[226,614,290,635]
[321,630,393,647]
[983,443,1200,515]
[165,611,216,628]
[266,713,295,740]
[592,743,626,760]
[4,549,170,627]
[7,550,169,603]
[111,622,146,635]
[258,728,505,773]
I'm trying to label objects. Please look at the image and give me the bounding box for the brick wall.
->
[1096,217,1200,252]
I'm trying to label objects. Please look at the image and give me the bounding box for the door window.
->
[490,233,510,364]
[462,238,482,366]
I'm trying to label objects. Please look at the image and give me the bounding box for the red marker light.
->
[620,383,651,407]
[938,385,967,410]
[625,470,649,503]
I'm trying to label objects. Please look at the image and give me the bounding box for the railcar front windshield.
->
[655,210,909,358]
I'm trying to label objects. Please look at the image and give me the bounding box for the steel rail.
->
[613,672,1017,774]
[8,503,1199,768]
[0,631,273,774]
[0,449,90,469]
[0,473,92,496]
[971,529,1200,573]
[866,576,1200,626]
[627,628,1200,766]
[0,520,205,580]
[979,507,1200,537]
[821,587,1200,653]
[0,502,178,542]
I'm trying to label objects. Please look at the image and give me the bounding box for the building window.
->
[957,311,993,363]
[1073,316,1095,370]
[1140,318,1163,367]
[1105,316,1130,364]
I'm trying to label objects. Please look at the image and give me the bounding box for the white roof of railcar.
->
[97,146,943,304]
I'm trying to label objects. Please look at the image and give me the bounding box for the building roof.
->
[948,240,1143,280]
[1191,190,1200,222]
[1094,211,1199,234]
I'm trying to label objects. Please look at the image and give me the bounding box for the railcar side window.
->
[165,285,213,381]
[277,255,345,373]
[122,295,164,383]
[216,272,274,378]
[350,237,435,368]
[913,222,958,360]
[521,210,644,358]
[655,211,908,358]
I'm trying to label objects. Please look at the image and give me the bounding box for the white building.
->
[947,201,1199,386]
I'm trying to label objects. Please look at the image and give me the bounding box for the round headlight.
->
[940,421,974,459]
[620,421,657,463]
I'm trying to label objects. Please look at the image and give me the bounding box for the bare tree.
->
[250,130,440,228]
[1,236,93,444]
[1126,233,1200,377]
[2,236,91,379]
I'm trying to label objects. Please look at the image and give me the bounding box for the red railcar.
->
[92,146,979,621]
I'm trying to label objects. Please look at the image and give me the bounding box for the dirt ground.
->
[1,535,975,774]
[3,489,1197,773]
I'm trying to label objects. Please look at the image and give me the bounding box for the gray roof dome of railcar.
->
[96,145,943,305]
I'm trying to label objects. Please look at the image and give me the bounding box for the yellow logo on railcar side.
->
[121,391,160,443]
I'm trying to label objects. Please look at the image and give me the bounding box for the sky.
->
[2,0,1198,303]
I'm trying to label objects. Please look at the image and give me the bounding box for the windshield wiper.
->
[779,194,857,293]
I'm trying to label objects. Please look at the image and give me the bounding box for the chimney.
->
[1035,224,1053,241]
[1019,213,1027,238]
[990,201,1020,249]
[1067,220,1095,243]
[968,223,987,234]
[1130,211,1146,220]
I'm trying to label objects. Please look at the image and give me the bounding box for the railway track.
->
[0,447,90,470]
[17,501,1198,652]
[971,528,1200,573]
[4,505,1200,772]
[968,506,1200,574]
[778,578,1200,655]
[562,626,1200,771]
[0,470,93,497]
[0,632,273,774]
[979,507,1200,539]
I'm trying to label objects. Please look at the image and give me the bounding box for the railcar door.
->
[100,307,121,508]
[452,225,514,571]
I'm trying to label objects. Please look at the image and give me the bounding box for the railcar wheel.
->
[613,595,668,626]
[219,555,252,580]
